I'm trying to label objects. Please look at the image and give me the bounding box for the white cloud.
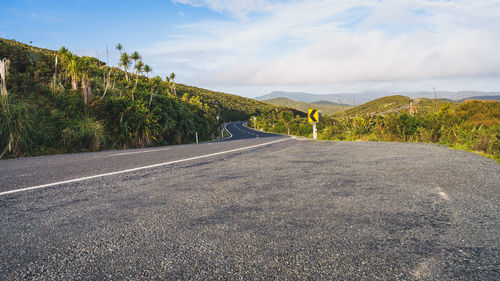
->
[142,0,500,96]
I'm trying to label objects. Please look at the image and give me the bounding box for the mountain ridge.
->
[255,90,500,105]
[459,95,500,102]
[263,97,349,115]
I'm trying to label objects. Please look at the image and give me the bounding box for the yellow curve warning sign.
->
[308,108,320,123]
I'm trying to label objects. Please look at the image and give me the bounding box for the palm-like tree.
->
[66,55,80,90]
[79,57,93,106]
[0,58,11,97]
[135,60,144,76]
[143,65,153,106]
[130,51,141,73]
[59,46,69,57]
[119,52,131,81]
[149,76,161,108]
[115,43,123,55]
[115,43,124,70]
[59,48,79,90]
[166,72,176,96]
[131,60,144,102]
[143,64,152,78]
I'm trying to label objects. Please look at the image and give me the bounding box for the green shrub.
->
[0,97,35,158]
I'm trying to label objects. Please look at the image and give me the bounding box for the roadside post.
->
[308,108,321,140]
[196,132,198,144]
[253,116,257,129]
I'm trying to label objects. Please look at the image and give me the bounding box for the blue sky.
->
[1,0,500,98]
[0,1,215,56]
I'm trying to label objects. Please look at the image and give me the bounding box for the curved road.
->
[0,122,498,280]
[223,121,278,139]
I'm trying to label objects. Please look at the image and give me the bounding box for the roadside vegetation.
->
[0,38,296,159]
[252,97,500,163]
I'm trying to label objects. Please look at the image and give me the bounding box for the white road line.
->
[222,123,233,140]
[110,148,171,156]
[0,137,291,197]
[436,186,449,200]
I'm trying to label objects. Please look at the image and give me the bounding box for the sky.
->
[1,0,500,98]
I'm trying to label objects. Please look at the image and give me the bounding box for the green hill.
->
[263,97,348,115]
[336,95,411,116]
[0,38,295,158]
[335,95,457,116]
[176,85,302,121]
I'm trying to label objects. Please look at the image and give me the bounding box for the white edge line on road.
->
[110,147,171,156]
[0,137,291,197]
[222,122,233,140]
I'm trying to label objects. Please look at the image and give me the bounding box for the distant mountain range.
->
[459,95,500,102]
[255,91,500,105]
[263,97,350,115]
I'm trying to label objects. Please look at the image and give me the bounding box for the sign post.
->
[308,108,320,140]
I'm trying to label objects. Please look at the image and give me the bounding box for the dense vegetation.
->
[263,97,348,115]
[0,38,296,158]
[333,95,456,117]
[176,84,298,121]
[252,96,500,163]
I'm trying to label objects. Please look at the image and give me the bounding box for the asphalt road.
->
[0,121,498,280]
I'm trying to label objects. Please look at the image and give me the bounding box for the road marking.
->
[436,186,449,200]
[0,137,292,196]
[110,148,171,156]
[222,123,233,140]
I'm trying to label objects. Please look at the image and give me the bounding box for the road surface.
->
[1,121,498,280]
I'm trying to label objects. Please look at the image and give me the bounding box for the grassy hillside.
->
[410,98,457,114]
[263,97,347,115]
[336,95,411,116]
[336,95,457,117]
[0,38,293,158]
[177,86,302,121]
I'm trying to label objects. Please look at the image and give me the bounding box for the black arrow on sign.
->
[309,109,318,123]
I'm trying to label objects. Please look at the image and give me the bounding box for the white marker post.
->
[313,123,317,140]
[196,132,198,144]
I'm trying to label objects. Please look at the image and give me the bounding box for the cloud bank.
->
[145,0,500,95]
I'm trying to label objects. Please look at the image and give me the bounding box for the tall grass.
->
[0,97,35,158]
[61,117,105,152]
